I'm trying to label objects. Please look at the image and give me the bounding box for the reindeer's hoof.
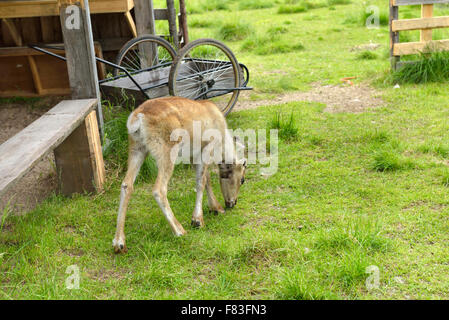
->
[174,228,187,236]
[210,207,225,215]
[112,238,128,254]
[191,218,205,228]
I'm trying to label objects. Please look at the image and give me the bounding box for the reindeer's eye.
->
[241,177,245,185]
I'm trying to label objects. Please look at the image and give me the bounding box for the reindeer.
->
[112,97,247,253]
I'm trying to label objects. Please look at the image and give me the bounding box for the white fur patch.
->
[127,113,143,134]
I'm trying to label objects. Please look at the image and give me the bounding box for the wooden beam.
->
[27,56,43,95]
[393,0,449,5]
[124,10,137,37]
[166,0,178,49]
[134,0,156,35]
[57,1,105,196]
[0,0,135,19]
[390,1,400,70]
[1,18,23,46]
[154,9,168,20]
[179,0,189,47]
[392,16,449,31]
[421,4,434,42]
[393,39,449,55]
[134,0,157,68]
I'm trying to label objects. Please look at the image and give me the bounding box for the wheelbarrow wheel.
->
[114,35,176,77]
[168,38,242,116]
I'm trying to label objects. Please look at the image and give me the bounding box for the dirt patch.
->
[234,83,384,113]
[0,97,65,215]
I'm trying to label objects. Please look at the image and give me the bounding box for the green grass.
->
[3,0,449,300]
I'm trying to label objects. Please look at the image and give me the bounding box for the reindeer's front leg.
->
[205,168,225,214]
[113,148,146,253]
[191,163,207,227]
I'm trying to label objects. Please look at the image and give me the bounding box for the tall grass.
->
[186,0,231,14]
[269,111,299,141]
[391,50,449,84]
[239,0,274,10]
[218,22,254,41]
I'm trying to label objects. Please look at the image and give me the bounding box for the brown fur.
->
[112,97,246,253]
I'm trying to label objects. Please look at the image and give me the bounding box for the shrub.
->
[356,51,378,60]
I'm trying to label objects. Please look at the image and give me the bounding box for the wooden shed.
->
[0,0,139,97]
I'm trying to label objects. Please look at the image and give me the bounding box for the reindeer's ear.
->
[237,158,247,167]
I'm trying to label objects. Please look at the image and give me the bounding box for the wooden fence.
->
[390,0,449,70]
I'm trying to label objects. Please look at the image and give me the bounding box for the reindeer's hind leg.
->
[152,144,186,236]
[113,146,146,254]
[205,168,225,214]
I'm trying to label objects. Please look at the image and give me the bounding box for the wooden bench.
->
[0,98,105,198]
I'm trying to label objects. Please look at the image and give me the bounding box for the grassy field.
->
[2,0,449,299]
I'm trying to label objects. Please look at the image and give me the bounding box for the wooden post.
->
[390,0,400,71]
[166,0,179,50]
[179,0,189,47]
[56,0,105,195]
[134,0,156,35]
[421,4,434,42]
[134,0,157,68]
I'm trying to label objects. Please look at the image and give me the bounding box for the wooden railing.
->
[390,0,449,69]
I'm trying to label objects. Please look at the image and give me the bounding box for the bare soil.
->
[0,97,65,214]
[234,83,384,113]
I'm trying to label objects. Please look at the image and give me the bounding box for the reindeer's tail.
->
[126,112,143,135]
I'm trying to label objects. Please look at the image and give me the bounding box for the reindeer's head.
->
[218,138,247,208]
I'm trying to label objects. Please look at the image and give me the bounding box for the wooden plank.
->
[124,10,137,37]
[0,1,58,19]
[393,0,449,5]
[393,39,449,55]
[0,99,97,197]
[84,110,105,192]
[40,16,54,42]
[392,16,449,31]
[0,0,135,18]
[421,4,434,42]
[0,46,65,57]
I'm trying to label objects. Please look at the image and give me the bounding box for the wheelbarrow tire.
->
[114,35,177,77]
[168,38,242,116]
